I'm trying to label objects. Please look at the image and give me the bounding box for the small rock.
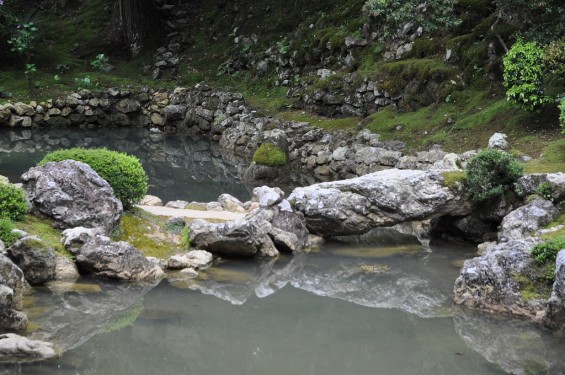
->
[488,133,509,150]
[139,195,163,206]
[0,333,56,361]
[165,200,189,209]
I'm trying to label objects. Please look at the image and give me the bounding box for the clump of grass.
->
[441,171,467,191]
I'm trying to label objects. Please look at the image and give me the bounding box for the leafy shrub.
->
[535,182,553,202]
[531,236,565,283]
[543,38,565,76]
[0,183,28,221]
[464,149,523,203]
[503,39,551,112]
[0,218,17,246]
[363,0,461,40]
[559,96,565,133]
[253,143,288,167]
[39,148,148,208]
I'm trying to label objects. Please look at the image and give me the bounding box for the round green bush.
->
[39,148,148,208]
[465,149,524,203]
[253,143,288,167]
[0,218,17,246]
[0,183,29,221]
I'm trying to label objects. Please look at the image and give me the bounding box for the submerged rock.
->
[70,235,164,282]
[289,169,472,237]
[7,236,57,286]
[0,334,55,362]
[21,160,122,235]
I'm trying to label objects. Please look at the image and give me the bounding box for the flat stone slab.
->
[136,205,245,222]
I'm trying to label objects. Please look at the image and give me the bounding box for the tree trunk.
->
[118,0,161,56]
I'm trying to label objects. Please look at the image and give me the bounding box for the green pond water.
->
[1,127,563,374]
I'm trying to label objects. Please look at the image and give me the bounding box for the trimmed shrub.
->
[0,183,29,221]
[465,149,523,203]
[253,143,288,167]
[0,218,17,246]
[39,148,148,208]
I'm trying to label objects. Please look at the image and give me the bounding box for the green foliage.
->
[543,38,565,76]
[0,183,28,221]
[253,143,288,167]
[558,96,565,133]
[182,226,190,248]
[503,39,551,112]
[363,0,461,40]
[91,53,109,71]
[535,182,553,202]
[0,218,17,246]
[531,236,565,283]
[39,148,148,208]
[441,171,467,191]
[7,22,37,58]
[464,149,523,203]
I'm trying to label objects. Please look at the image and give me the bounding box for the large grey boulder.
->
[0,254,27,331]
[545,250,565,330]
[0,334,55,362]
[453,237,546,319]
[22,160,123,234]
[289,169,472,236]
[189,210,279,258]
[69,235,164,282]
[7,236,57,286]
[498,199,558,242]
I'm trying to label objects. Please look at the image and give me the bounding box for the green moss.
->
[513,273,552,301]
[441,171,467,191]
[524,139,565,174]
[253,143,288,167]
[17,215,72,259]
[408,38,442,58]
[541,214,565,240]
[378,59,457,96]
[113,208,183,259]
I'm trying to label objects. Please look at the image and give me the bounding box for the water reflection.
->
[0,127,250,202]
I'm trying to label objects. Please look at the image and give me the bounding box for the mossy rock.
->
[253,143,288,167]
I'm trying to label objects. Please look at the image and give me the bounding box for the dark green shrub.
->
[531,236,565,283]
[0,218,17,246]
[465,149,523,203]
[39,148,148,208]
[253,143,288,167]
[0,183,29,221]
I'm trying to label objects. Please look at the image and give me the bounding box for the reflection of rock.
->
[28,280,155,352]
[454,307,565,375]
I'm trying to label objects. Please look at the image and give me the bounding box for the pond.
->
[0,127,563,375]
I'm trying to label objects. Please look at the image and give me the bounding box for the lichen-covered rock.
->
[217,194,245,213]
[544,250,565,330]
[167,250,213,270]
[252,186,284,207]
[498,199,558,242]
[189,211,279,258]
[71,235,164,282]
[139,195,163,206]
[517,173,565,203]
[289,169,472,237]
[487,132,509,150]
[0,254,27,331]
[7,236,57,286]
[54,256,80,281]
[0,334,55,362]
[453,237,546,319]
[21,160,122,235]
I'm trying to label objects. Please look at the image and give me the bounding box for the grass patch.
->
[441,171,467,191]
[514,273,552,301]
[113,208,183,259]
[524,138,565,174]
[541,214,565,240]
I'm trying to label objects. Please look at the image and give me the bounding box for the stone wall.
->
[0,84,469,187]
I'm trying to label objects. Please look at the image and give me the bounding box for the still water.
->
[0,127,563,374]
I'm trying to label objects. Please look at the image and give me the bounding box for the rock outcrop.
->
[67,234,164,282]
[7,236,57,286]
[545,250,565,330]
[0,255,27,331]
[289,169,472,236]
[498,199,559,242]
[22,160,123,234]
